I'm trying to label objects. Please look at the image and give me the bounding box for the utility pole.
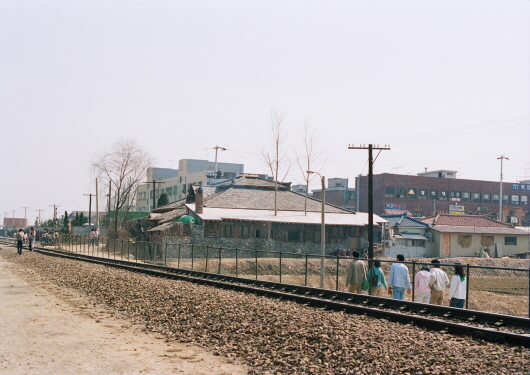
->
[11,210,16,229]
[83,194,94,227]
[22,207,29,219]
[95,178,99,230]
[49,205,60,229]
[148,180,166,210]
[348,144,391,262]
[35,209,44,226]
[212,146,227,174]
[497,155,509,222]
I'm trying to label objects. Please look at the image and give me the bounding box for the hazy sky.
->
[1,1,529,222]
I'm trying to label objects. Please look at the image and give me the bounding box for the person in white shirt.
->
[414,265,431,303]
[429,259,450,305]
[448,264,467,308]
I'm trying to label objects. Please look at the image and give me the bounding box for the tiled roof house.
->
[148,175,387,255]
[418,214,529,257]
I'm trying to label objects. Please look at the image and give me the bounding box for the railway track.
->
[2,240,529,348]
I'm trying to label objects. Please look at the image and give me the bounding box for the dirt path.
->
[0,250,248,374]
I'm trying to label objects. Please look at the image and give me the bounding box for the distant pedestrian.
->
[429,259,450,305]
[28,227,36,251]
[88,229,96,246]
[414,265,431,303]
[448,264,467,308]
[346,250,367,294]
[15,229,24,255]
[366,259,387,296]
[387,254,411,300]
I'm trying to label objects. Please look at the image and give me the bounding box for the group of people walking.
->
[346,252,468,308]
[14,227,36,255]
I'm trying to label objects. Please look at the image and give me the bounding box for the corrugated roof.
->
[185,204,387,226]
[399,233,428,240]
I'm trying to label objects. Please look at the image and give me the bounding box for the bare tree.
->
[92,139,152,236]
[261,111,290,215]
[295,123,323,214]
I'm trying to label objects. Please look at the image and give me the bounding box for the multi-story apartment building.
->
[356,170,529,225]
[135,159,244,212]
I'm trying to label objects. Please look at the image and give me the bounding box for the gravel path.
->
[3,250,529,375]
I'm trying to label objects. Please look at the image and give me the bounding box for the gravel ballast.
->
[5,252,529,375]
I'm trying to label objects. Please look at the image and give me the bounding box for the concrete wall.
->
[384,238,435,259]
[432,231,529,258]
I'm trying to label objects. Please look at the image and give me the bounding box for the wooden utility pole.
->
[35,209,45,226]
[83,194,94,227]
[348,144,391,261]
[497,155,509,222]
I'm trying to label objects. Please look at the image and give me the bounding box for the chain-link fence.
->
[45,235,530,318]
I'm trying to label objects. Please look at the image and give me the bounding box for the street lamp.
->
[307,170,326,288]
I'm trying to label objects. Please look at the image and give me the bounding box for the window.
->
[522,195,528,205]
[287,231,302,242]
[492,194,500,204]
[313,230,321,243]
[472,193,481,203]
[450,191,461,199]
[219,225,232,238]
[462,192,471,202]
[440,191,449,201]
[430,190,438,200]
[418,189,427,200]
[240,225,249,238]
[511,195,520,205]
[385,187,395,198]
[504,237,517,246]
[412,211,423,218]
[331,226,345,238]
[407,188,417,199]
[396,188,406,199]
[482,193,491,203]
[255,229,262,238]
[503,194,510,204]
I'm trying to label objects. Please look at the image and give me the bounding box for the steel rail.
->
[10,244,526,348]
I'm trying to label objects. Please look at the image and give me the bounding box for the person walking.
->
[387,254,411,300]
[15,229,24,255]
[366,259,387,296]
[28,227,36,251]
[414,265,432,303]
[88,229,96,247]
[429,259,450,305]
[345,250,367,294]
[448,264,467,308]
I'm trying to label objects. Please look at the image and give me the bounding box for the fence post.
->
[218,247,222,274]
[305,252,308,286]
[135,241,138,263]
[466,264,470,310]
[205,245,209,272]
[412,261,416,302]
[255,249,258,280]
[336,255,340,291]
[178,243,181,268]
[191,244,194,270]
[127,241,130,261]
[235,247,239,277]
[528,266,530,318]
[279,250,282,284]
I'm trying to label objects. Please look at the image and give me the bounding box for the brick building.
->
[356,171,529,224]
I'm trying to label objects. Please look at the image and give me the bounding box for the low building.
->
[420,214,529,258]
[381,214,433,258]
[147,175,386,255]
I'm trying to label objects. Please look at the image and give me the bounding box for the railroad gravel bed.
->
[5,252,529,375]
